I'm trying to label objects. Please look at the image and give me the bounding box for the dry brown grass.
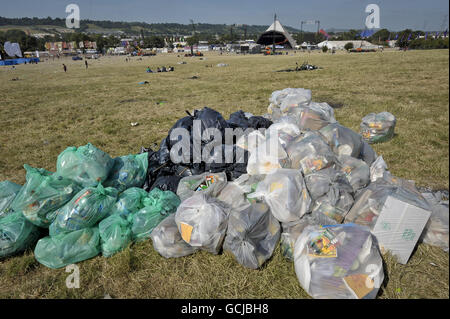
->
[0,49,448,298]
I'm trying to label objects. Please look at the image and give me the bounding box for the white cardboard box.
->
[372,195,431,264]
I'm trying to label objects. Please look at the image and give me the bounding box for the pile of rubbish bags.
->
[0,88,447,300]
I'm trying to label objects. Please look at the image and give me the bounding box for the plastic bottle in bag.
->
[177,172,227,202]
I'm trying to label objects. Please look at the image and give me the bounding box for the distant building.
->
[317,40,378,50]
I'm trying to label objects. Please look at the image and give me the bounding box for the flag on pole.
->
[394,33,399,40]
[435,31,440,38]
[444,30,448,37]
[425,32,428,40]
[319,29,329,38]
[407,33,411,41]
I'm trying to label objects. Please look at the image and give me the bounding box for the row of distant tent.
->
[0,42,23,60]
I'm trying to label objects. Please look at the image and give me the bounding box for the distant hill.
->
[0,16,301,36]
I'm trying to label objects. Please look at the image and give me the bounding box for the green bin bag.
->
[11,165,82,227]
[0,181,22,219]
[108,187,148,218]
[34,227,100,269]
[99,214,131,257]
[56,143,114,187]
[131,188,181,242]
[49,184,118,236]
[104,153,148,192]
[0,211,41,258]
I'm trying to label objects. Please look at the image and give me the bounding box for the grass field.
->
[0,49,448,298]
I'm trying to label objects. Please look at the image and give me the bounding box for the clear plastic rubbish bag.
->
[344,173,430,230]
[337,155,370,192]
[177,172,227,202]
[360,112,396,144]
[249,169,311,223]
[268,88,312,113]
[224,201,281,269]
[175,193,229,254]
[150,214,198,258]
[246,136,291,175]
[280,214,316,261]
[294,224,384,299]
[286,131,335,175]
[420,192,449,252]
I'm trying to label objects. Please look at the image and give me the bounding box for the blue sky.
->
[1,0,449,31]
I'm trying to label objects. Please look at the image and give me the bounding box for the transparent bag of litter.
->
[305,168,354,225]
[249,169,311,223]
[344,174,430,229]
[286,131,335,175]
[360,112,396,144]
[0,181,22,218]
[177,172,227,202]
[420,192,449,252]
[34,227,101,269]
[337,155,370,192]
[280,215,316,261]
[294,224,384,299]
[175,193,229,254]
[217,174,266,209]
[369,156,388,183]
[236,129,266,153]
[56,143,114,187]
[319,123,365,159]
[224,201,281,269]
[150,214,198,258]
[269,88,312,113]
[265,122,301,148]
[99,214,132,257]
[247,136,291,175]
[294,102,337,131]
[0,211,41,259]
[11,164,82,227]
[131,188,181,242]
[108,187,148,218]
[49,183,118,236]
[104,153,149,192]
